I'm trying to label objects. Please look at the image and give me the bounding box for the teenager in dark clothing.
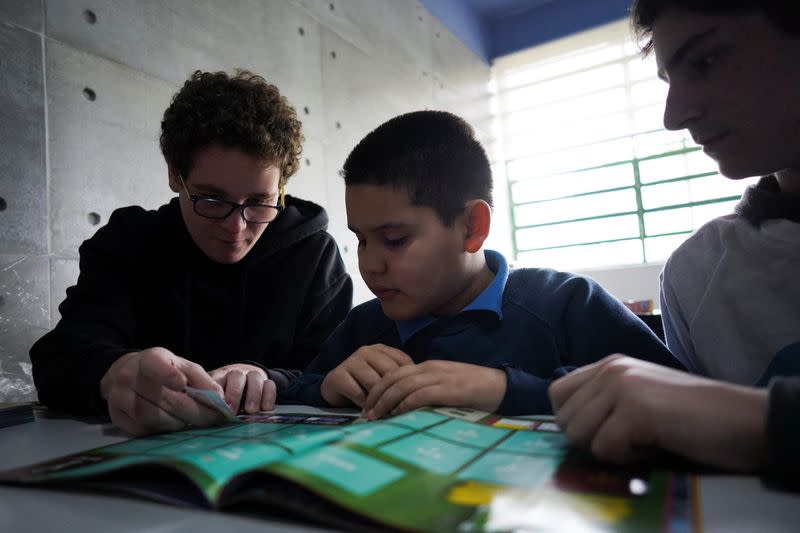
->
[280,110,682,417]
[31,70,352,436]
[550,0,800,478]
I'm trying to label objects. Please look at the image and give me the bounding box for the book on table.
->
[0,401,35,428]
[0,406,694,532]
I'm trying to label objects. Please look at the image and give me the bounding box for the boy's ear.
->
[461,200,492,253]
[168,166,182,193]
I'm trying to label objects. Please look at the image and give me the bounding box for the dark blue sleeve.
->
[278,312,361,406]
[563,277,684,370]
[497,366,573,415]
[498,275,683,416]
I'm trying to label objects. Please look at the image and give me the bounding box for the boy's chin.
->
[378,301,417,322]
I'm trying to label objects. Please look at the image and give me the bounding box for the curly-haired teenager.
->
[31,70,352,435]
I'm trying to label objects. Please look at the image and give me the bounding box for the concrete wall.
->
[0,0,492,401]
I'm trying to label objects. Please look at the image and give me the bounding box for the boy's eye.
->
[384,236,407,248]
[687,48,724,77]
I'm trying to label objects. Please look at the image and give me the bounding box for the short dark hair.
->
[631,0,799,56]
[342,110,492,226]
[160,69,303,185]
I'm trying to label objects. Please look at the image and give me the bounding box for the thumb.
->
[174,357,223,395]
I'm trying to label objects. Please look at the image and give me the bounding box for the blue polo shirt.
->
[281,250,682,414]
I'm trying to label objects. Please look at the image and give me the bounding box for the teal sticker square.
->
[457,450,558,487]
[426,419,509,448]
[285,446,405,496]
[379,434,482,474]
[146,436,235,456]
[102,438,182,455]
[216,423,292,438]
[182,441,289,481]
[271,427,344,453]
[386,410,447,430]
[497,431,569,456]
[276,425,345,437]
[342,422,411,447]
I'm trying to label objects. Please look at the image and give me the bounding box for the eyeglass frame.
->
[177,174,285,224]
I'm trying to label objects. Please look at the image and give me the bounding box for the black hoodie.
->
[30,196,353,415]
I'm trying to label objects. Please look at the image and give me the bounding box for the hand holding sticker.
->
[185,386,237,421]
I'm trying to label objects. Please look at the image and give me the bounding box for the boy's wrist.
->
[475,367,507,413]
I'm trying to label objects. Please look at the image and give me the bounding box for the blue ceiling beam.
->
[488,0,633,59]
[421,0,634,64]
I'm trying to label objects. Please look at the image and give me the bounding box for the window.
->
[492,20,755,270]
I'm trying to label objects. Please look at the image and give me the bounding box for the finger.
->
[133,375,224,428]
[348,357,384,392]
[549,354,623,411]
[174,358,223,395]
[557,381,616,448]
[553,362,612,433]
[208,367,228,383]
[336,370,368,408]
[138,350,188,392]
[589,404,655,463]
[260,379,277,411]
[243,371,267,413]
[363,364,420,413]
[373,345,415,366]
[392,384,443,416]
[110,386,185,435]
[223,369,247,412]
[369,369,437,420]
[363,351,409,377]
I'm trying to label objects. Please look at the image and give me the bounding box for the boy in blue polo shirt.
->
[281,110,682,417]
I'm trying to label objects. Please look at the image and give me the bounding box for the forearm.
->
[277,373,328,406]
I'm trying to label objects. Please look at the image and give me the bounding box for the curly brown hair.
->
[160,70,303,185]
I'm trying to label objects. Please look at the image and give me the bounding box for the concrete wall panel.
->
[49,256,79,324]
[0,23,46,255]
[45,0,325,138]
[0,0,42,32]
[322,140,371,305]
[0,255,49,401]
[46,41,174,257]
[320,27,433,142]
[286,138,328,210]
[291,0,433,77]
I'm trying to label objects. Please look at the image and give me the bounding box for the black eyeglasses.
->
[178,175,284,224]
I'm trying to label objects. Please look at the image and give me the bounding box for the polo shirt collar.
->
[395,249,509,344]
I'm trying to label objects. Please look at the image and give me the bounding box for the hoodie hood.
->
[735,175,800,226]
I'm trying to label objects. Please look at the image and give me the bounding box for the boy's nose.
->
[220,209,248,234]
[663,82,704,131]
[359,248,386,275]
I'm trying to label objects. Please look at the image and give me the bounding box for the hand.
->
[549,354,768,471]
[321,344,414,408]
[208,364,276,414]
[362,360,507,420]
[100,347,226,436]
